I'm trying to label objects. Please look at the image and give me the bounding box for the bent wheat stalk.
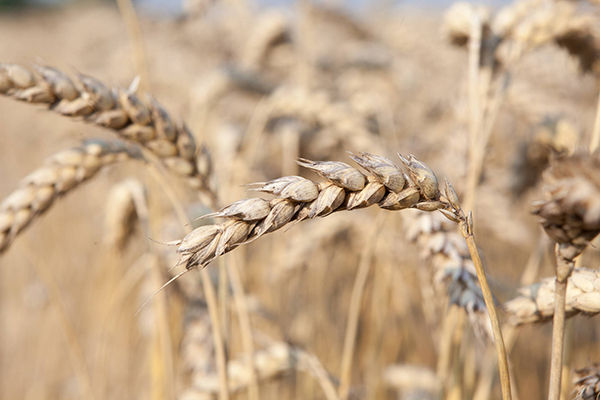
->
[0,139,140,253]
[0,63,215,204]
[175,151,512,400]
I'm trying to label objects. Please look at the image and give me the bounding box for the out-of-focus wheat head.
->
[505,267,600,324]
[384,364,441,400]
[404,211,490,339]
[444,0,600,77]
[103,179,147,249]
[0,139,140,252]
[532,152,600,262]
[511,117,580,196]
[574,363,600,400]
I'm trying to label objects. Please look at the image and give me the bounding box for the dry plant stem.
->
[460,221,512,400]
[227,256,260,400]
[145,165,229,400]
[197,268,230,400]
[116,0,150,91]
[22,251,97,400]
[590,89,600,153]
[548,253,573,400]
[465,12,483,212]
[339,216,382,400]
[474,234,546,400]
[218,258,230,348]
[150,256,176,400]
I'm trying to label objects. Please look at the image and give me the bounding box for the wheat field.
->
[1,1,600,399]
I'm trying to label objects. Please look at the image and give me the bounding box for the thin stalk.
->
[339,216,382,400]
[460,221,512,400]
[116,0,151,91]
[548,251,573,400]
[146,164,230,400]
[590,88,600,153]
[227,255,260,400]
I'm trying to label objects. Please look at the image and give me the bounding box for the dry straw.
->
[0,63,215,203]
[0,139,140,253]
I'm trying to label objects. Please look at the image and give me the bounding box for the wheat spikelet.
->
[176,151,465,271]
[404,211,490,339]
[505,267,600,324]
[0,63,215,201]
[532,152,600,262]
[0,139,140,253]
[574,363,600,400]
[103,179,147,249]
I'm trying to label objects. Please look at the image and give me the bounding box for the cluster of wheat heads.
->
[3,0,600,398]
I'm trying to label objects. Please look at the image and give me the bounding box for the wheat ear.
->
[176,151,512,400]
[532,153,600,400]
[183,340,338,399]
[505,267,600,325]
[0,139,140,253]
[0,63,215,203]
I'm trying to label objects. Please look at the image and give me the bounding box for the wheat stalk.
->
[505,267,600,325]
[0,139,140,253]
[0,63,215,203]
[532,152,600,400]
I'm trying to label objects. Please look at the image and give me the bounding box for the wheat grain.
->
[505,267,600,324]
[0,139,140,253]
[0,63,216,202]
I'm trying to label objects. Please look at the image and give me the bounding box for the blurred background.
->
[1,0,600,399]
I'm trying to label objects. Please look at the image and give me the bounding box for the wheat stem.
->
[339,215,382,400]
[548,251,573,400]
[460,220,512,400]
